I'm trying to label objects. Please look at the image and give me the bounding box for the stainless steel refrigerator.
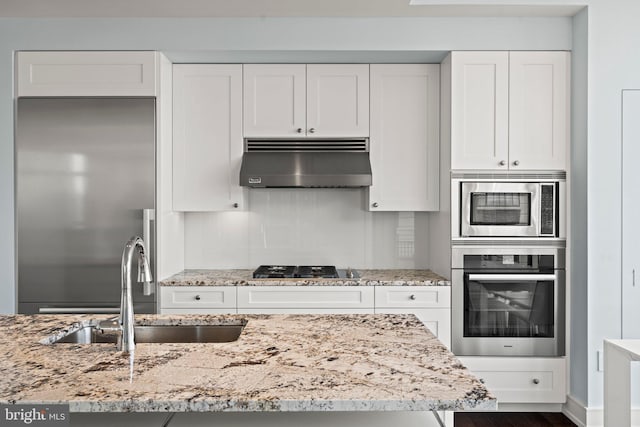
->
[16,98,156,314]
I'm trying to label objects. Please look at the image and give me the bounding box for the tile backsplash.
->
[184,189,431,269]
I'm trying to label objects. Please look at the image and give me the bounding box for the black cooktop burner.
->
[252,265,340,279]
[296,265,339,279]
[253,265,297,278]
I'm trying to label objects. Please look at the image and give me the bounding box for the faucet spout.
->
[119,236,152,354]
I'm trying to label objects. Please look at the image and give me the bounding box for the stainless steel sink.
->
[52,324,245,344]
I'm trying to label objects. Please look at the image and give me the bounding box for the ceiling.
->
[0,0,585,18]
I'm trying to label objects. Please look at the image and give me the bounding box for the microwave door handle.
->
[468,274,557,281]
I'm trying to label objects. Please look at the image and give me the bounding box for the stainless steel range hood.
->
[239,138,372,188]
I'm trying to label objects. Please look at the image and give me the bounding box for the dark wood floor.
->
[454,412,577,427]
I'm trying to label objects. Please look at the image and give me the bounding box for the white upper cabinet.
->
[306,64,370,137]
[243,64,369,137]
[369,64,440,211]
[509,52,570,170]
[449,51,569,171]
[243,64,306,137]
[172,64,246,211]
[16,51,158,97]
[450,52,509,170]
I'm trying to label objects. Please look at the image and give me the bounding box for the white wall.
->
[569,6,589,408]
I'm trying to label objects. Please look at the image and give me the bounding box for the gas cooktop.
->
[253,265,358,279]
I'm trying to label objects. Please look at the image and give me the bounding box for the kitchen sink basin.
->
[52,324,245,344]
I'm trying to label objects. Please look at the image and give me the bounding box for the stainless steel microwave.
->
[452,173,566,239]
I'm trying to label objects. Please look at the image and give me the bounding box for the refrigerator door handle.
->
[142,208,155,249]
[142,208,155,296]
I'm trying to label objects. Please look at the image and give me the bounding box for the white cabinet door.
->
[173,65,245,211]
[237,286,375,311]
[369,64,440,211]
[509,52,569,171]
[306,64,370,137]
[450,52,509,170]
[457,357,566,403]
[16,51,157,97]
[243,64,306,137]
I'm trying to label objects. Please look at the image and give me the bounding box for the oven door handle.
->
[467,273,557,281]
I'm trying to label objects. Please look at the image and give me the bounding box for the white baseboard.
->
[563,395,587,427]
[563,394,640,427]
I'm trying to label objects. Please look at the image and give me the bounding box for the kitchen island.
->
[0,313,494,426]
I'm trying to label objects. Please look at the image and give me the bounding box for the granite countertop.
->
[0,314,494,413]
[159,269,450,287]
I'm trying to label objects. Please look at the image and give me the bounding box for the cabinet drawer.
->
[17,51,157,97]
[375,286,450,308]
[238,308,374,314]
[237,286,374,309]
[160,308,236,315]
[457,357,566,403]
[160,286,236,309]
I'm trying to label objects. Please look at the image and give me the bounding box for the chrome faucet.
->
[99,236,152,353]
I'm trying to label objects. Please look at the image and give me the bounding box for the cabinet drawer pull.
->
[372,202,379,208]
[296,128,303,133]
[499,160,506,166]
[233,203,239,208]
[532,378,540,385]
[308,128,316,134]
[409,294,417,300]
[194,295,201,301]
[513,160,520,166]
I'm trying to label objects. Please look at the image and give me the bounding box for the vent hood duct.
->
[239,138,372,188]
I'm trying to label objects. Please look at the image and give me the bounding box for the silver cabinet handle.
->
[308,128,316,134]
[372,202,379,208]
[499,160,506,166]
[409,294,416,300]
[513,160,520,166]
[195,295,201,301]
[468,274,556,281]
[296,128,303,133]
[532,378,540,385]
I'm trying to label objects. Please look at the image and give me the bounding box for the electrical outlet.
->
[597,350,603,372]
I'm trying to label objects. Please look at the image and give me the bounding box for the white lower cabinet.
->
[160,286,236,314]
[237,286,375,313]
[374,286,451,348]
[456,357,566,404]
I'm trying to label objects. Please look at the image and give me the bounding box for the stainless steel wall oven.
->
[452,245,565,357]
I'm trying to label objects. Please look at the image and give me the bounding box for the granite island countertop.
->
[159,269,450,287]
[0,314,494,413]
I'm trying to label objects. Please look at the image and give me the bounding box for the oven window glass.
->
[470,192,531,226]
[464,278,554,338]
